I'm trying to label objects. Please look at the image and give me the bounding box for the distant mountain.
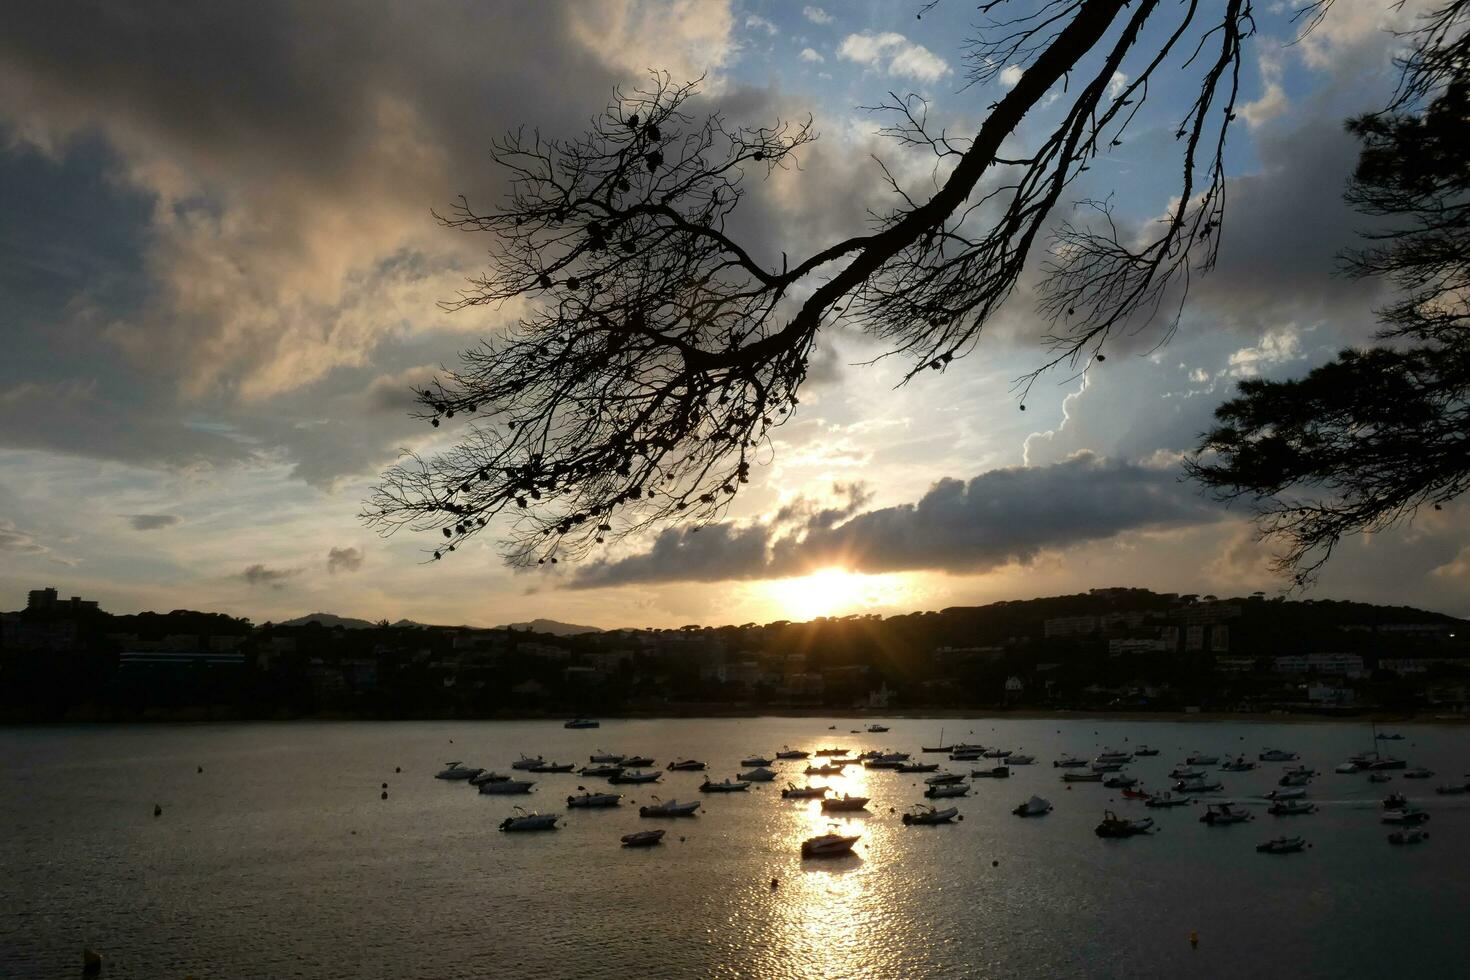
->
[499,618,603,636]
[279,612,378,630]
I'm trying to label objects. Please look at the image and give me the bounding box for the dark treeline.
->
[2,588,1467,722]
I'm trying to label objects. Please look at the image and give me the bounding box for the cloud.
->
[124,514,181,531]
[327,546,365,574]
[0,519,48,555]
[803,7,832,25]
[999,65,1024,88]
[837,32,950,83]
[569,453,1224,588]
[745,15,777,36]
[800,48,824,64]
[237,563,300,589]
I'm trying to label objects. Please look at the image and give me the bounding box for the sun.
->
[773,567,907,621]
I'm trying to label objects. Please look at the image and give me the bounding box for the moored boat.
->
[925,783,969,799]
[1256,836,1306,854]
[926,771,965,785]
[1095,811,1154,838]
[780,783,829,799]
[608,769,661,784]
[1063,771,1104,783]
[469,770,510,786]
[621,756,655,768]
[1053,755,1088,768]
[1278,772,1312,787]
[903,804,958,825]
[479,779,535,795]
[1404,767,1433,779]
[1382,808,1430,825]
[1176,776,1223,793]
[666,759,706,771]
[971,766,1010,779]
[897,762,940,773]
[1007,754,1036,765]
[1012,795,1053,817]
[621,829,665,847]
[740,756,774,767]
[1435,783,1469,795]
[867,723,889,733]
[1220,758,1256,772]
[1185,753,1220,766]
[1264,787,1306,801]
[499,809,559,832]
[738,767,777,782]
[1200,803,1252,825]
[805,763,847,776]
[1259,749,1299,762]
[1268,798,1316,816]
[776,746,810,759]
[589,751,625,764]
[700,778,749,793]
[1134,745,1160,757]
[1388,827,1428,845]
[820,794,870,812]
[638,798,700,817]
[564,719,600,729]
[1145,793,1192,809]
[511,755,545,771]
[579,764,624,778]
[801,832,860,858]
[1103,774,1138,789]
[566,792,621,808]
[529,761,575,773]
[435,762,484,780]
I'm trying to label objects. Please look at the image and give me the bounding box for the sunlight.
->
[768,568,910,621]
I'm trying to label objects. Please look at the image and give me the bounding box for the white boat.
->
[1264,787,1306,801]
[1103,774,1138,789]
[740,756,773,767]
[801,832,860,857]
[566,792,621,808]
[639,798,700,817]
[700,778,749,793]
[1256,836,1306,854]
[805,763,847,776]
[499,810,559,832]
[1063,771,1104,783]
[511,755,545,771]
[1176,776,1223,793]
[925,783,969,799]
[1134,745,1160,757]
[1096,750,1133,763]
[867,724,889,733]
[1145,793,1192,809]
[1259,749,1299,762]
[1285,765,1317,777]
[621,829,665,847]
[1335,761,1363,774]
[1007,754,1036,765]
[1090,761,1125,772]
[1185,753,1220,766]
[982,748,1013,759]
[775,746,809,759]
[564,719,599,729]
[609,769,661,784]
[579,764,624,778]
[738,767,777,782]
[1200,803,1252,825]
[925,771,965,785]
[1369,772,1394,784]
[1012,795,1053,817]
[1278,772,1312,787]
[820,794,870,812]
[781,784,829,799]
[621,756,655,768]
[970,765,1010,779]
[435,762,484,780]
[1388,827,1429,845]
[1095,811,1154,837]
[903,804,958,825]
[1382,809,1430,825]
[479,779,535,795]
[529,761,575,773]
[1268,799,1316,815]
[469,770,510,785]
[666,759,706,771]
[1053,756,1088,768]
[1404,768,1434,779]
[1170,766,1204,779]
[1220,758,1256,772]
[1435,783,1469,795]
[589,751,625,764]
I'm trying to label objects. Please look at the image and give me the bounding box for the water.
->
[2,718,1467,979]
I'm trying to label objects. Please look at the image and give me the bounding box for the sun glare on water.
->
[772,567,909,620]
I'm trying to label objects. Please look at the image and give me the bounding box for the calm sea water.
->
[2,717,1468,979]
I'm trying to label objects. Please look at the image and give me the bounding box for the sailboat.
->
[921,727,953,753]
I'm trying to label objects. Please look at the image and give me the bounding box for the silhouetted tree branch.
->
[365,1,1277,565]
[1188,1,1469,583]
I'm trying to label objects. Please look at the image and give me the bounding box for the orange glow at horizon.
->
[765,567,914,621]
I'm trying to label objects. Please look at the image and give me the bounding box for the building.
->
[1185,625,1206,651]
[1108,638,1169,655]
[1043,615,1098,638]
[26,587,99,614]
[1273,653,1366,679]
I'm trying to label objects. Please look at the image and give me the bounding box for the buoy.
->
[153,804,162,817]
[381,782,387,789]
[770,877,779,889]
[197,766,203,774]
[381,791,388,800]
[1189,930,1199,948]
[395,766,401,773]
[83,948,102,975]
[992,860,999,867]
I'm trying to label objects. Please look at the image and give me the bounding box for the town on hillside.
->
[2,585,1467,722]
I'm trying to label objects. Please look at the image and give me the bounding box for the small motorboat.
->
[1435,783,1469,796]
[781,784,829,799]
[1186,753,1220,766]
[776,746,809,759]
[982,748,1013,759]
[579,764,624,778]
[638,798,700,817]
[469,770,510,785]
[820,794,870,812]
[621,829,665,847]
[589,751,625,764]
[666,759,706,771]
[1176,776,1223,793]
[801,832,860,858]
[1268,799,1316,815]
[970,766,1010,779]
[1220,758,1256,772]
[1377,732,1405,740]
[435,762,484,780]
[740,756,774,767]
[1388,828,1428,845]
[925,783,969,799]
[1334,761,1363,774]
[738,767,777,782]
[814,747,847,756]
[1063,771,1103,783]
[1096,750,1133,764]
[529,761,575,773]
[1200,803,1252,825]
[1013,795,1053,817]
[564,719,600,729]
[1404,768,1433,779]
[1146,793,1192,809]
[864,755,907,770]
[805,763,847,776]
[1284,765,1317,777]
[621,756,655,768]
[867,724,889,733]
[700,778,749,793]
[479,779,535,795]
[1090,761,1126,773]
[1053,756,1088,768]
[1170,766,1204,780]
[949,749,986,762]
[1368,772,1394,784]
[1383,793,1408,810]
[1278,772,1312,787]
[1256,836,1306,854]
[1007,754,1036,765]
[609,769,661,784]
[511,755,545,771]
[897,762,940,773]
[1134,746,1160,757]
[1264,787,1306,801]
[1095,811,1154,838]
[1382,809,1430,825]
[1121,788,1152,801]
[926,771,965,785]
[1370,757,1407,770]
[903,804,958,825]
[1259,749,1299,762]
[566,792,621,808]
[1103,775,1138,789]
[499,809,559,832]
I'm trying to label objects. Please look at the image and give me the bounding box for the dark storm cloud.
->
[237,563,301,589]
[569,453,1223,588]
[327,546,364,574]
[124,514,181,531]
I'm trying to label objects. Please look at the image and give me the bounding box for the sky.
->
[2,0,1466,628]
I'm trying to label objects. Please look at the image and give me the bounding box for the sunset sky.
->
[3,1,1467,628]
